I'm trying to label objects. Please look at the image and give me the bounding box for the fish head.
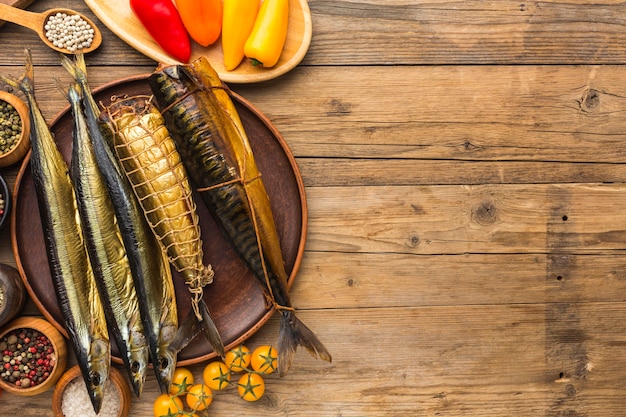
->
[85,338,110,413]
[155,323,178,393]
[128,329,149,396]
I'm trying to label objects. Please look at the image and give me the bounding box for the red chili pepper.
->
[129,0,191,63]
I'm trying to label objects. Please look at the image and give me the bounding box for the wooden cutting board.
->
[0,0,36,26]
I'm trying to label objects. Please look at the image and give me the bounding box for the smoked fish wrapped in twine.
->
[100,95,225,358]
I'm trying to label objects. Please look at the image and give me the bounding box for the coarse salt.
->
[61,377,120,417]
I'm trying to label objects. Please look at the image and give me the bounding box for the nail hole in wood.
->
[562,215,568,221]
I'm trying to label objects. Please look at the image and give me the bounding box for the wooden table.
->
[2,0,626,415]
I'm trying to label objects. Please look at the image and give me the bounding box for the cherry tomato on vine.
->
[225,344,251,372]
[203,360,231,390]
[153,393,184,417]
[251,345,278,374]
[185,383,213,411]
[237,372,266,401]
[169,367,195,395]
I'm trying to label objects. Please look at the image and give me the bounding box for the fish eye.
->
[90,373,101,386]
[130,361,140,373]
[159,356,169,370]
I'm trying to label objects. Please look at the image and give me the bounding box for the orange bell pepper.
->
[244,0,289,68]
[176,0,222,47]
[222,0,259,71]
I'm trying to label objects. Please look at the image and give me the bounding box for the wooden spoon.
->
[0,4,102,54]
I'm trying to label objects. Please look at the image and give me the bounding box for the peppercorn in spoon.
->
[0,5,102,54]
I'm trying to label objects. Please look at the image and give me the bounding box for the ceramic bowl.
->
[0,264,26,327]
[0,173,11,232]
[0,90,30,168]
[52,365,132,417]
[0,316,67,396]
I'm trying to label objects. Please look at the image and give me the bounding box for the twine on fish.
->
[222,107,295,314]
[186,265,214,320]
[104,94,214,321]
[159,71,293,314]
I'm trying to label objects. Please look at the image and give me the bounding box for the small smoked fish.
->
[64,81,148,397]
[1,50,110,413]
[100,95,225,359]
[61,54,178,394]
[149,58,331,376]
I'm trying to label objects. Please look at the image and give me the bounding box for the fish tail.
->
[277,310,332,377]
[198,298,225,358]
[60,51,87,84]
[169,298,225,359]
[0,49,34,95]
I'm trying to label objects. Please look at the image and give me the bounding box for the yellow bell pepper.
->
[244,0,289,68]
[222,0,260,71]
[176,0,222,47]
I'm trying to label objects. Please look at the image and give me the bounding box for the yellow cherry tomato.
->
[153,393,184,417]
[250,345,278,374]
[237,372,265,401]
[185,383,213,411]
[169,367,195,395]
[225,344,251,372]
[203,360,231,390]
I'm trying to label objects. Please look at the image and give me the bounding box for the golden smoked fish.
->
[1,50,110,413]
[100,96,225,359]
[61,54,178,394]
[149,58,331,376]
[65,82,148,397]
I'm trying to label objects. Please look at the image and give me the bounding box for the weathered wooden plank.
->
[291,252,626,309]
[305,183,626,254]
[234,65,626,162]
[4,65,626,166]
[7,305,625,416]
[307,0,626,65]
[297,159,626,187]
[3,1,626,67]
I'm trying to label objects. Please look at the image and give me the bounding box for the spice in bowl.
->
[53,365,131,417]
[0,317,67,396]
[0,328,56,388]
[0,90,30,167]
[0,98,22,155]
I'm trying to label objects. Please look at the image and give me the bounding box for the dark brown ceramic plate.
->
[11,74,307,365]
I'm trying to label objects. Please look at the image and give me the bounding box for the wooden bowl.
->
[52,365,131,417]
[0,316,67,396]
[0,90,30,168]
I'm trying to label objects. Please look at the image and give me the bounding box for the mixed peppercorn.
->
[0,99,22,155]
[0,328,56,388]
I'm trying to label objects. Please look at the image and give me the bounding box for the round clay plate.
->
[11,74,307,365]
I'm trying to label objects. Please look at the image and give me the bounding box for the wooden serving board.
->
[84,0,312,83]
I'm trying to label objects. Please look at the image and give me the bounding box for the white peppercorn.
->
[44,13,95,52]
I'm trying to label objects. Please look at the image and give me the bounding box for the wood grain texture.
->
[84,0,312,83]
[0,0,625,416]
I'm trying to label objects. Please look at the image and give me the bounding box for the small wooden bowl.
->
[0,90,30,168]
[52,365,131,417]
[0,316,67,396]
